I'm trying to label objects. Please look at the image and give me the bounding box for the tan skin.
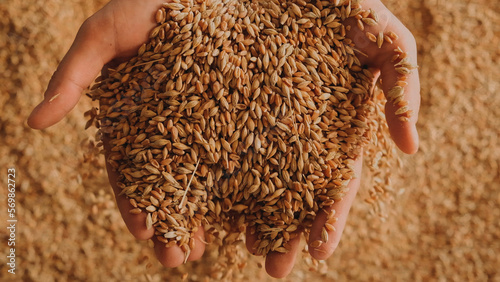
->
[28,0,419,278]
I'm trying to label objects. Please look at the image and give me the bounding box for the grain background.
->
[0,0,499,281]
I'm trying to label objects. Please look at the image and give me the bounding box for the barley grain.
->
[88,0,403,262]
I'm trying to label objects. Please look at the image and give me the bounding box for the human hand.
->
[27,0,206,268]
[244,0,420,278]
[27,0,420,278]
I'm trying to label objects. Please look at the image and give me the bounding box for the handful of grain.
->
[87,0,413,259]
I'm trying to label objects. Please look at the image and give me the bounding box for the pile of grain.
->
[3,0,499,280]
[87,0,406,263]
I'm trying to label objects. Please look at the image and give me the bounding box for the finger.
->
[104,136,206,264]
[346,0,420,154]
[27,0,162,129]
[308,155,363,260]
[152,236,186,267]
[372,6,420,154]
[153,226,206,267]
[379,38,420,155]
[186,227,206,261]
[245,226,261,256]
[103,137,155,240]
[105,132,206,265]
[265,232,302,278]
[27,10,118,130]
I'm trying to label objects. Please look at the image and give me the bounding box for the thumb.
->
[28,12,116,129]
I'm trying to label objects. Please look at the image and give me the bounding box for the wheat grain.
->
[88,0,403,262]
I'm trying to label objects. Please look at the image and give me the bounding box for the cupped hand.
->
[27,0,420,278]
[244,0,420,278]
[27,0,206,268]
